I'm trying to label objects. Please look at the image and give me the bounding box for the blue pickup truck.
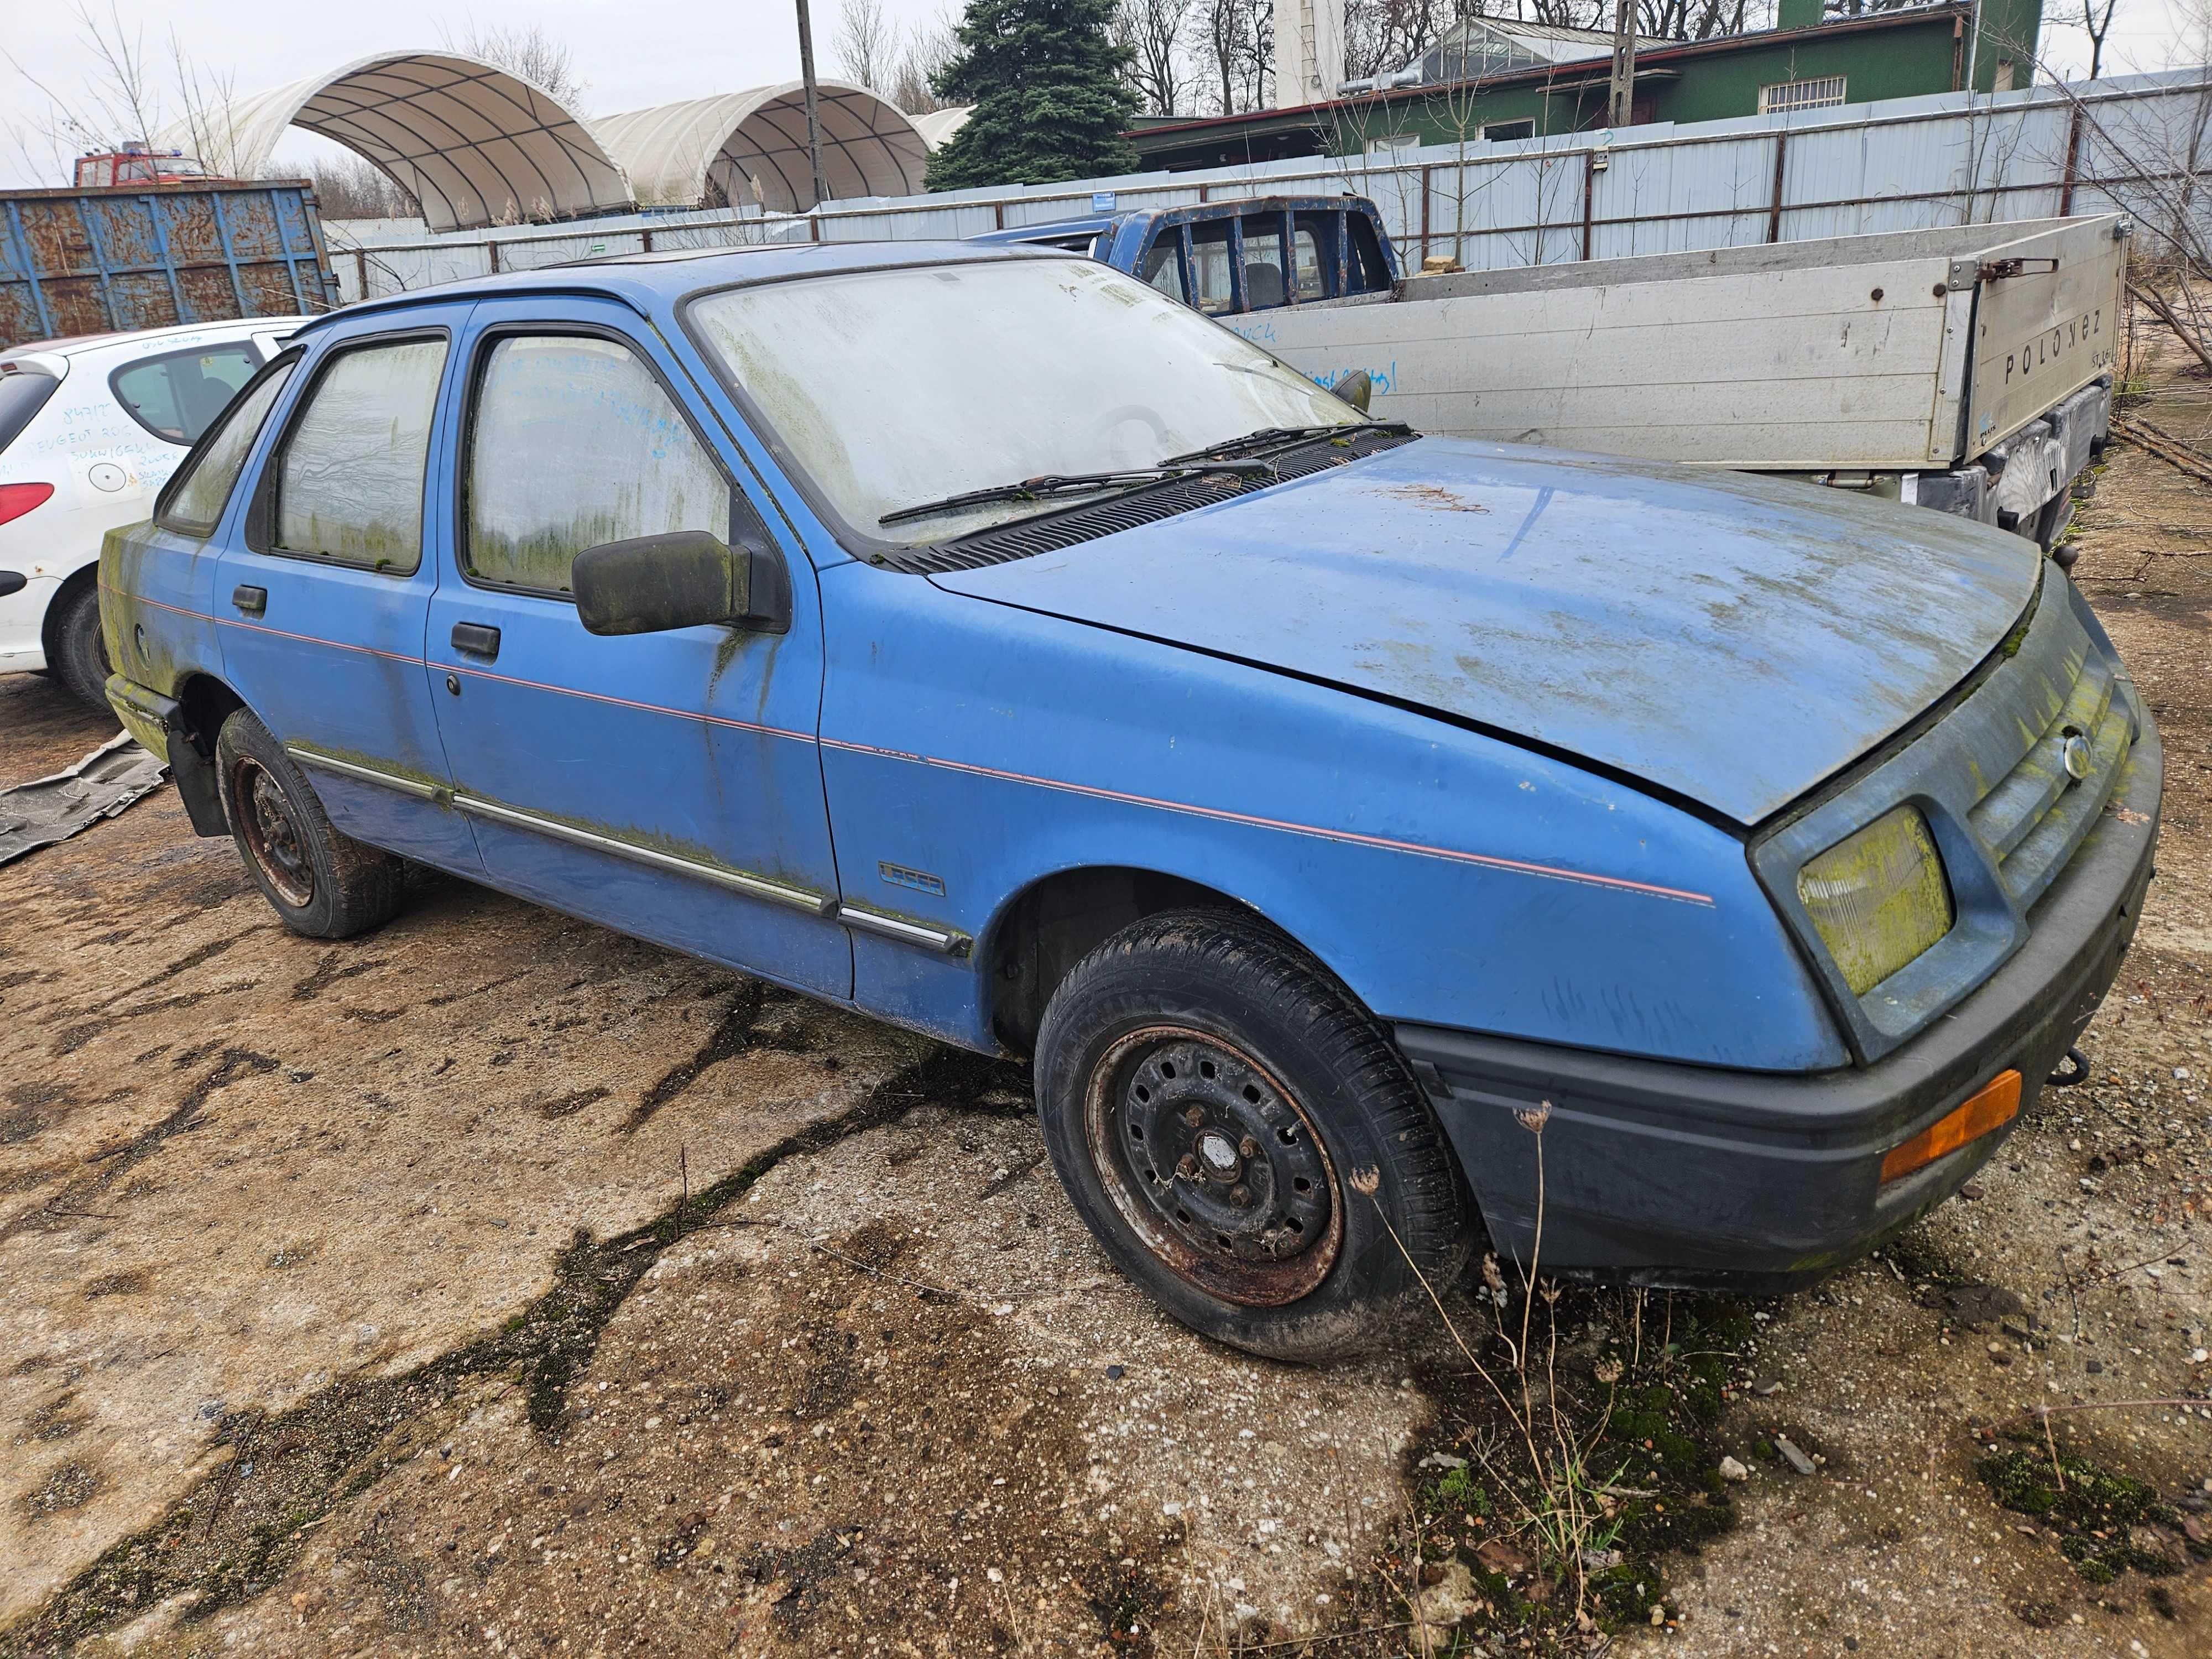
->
[970,194,1400,319]
[100,239,2157,1360]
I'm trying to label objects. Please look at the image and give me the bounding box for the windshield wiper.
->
[879,461,1271,528]
[1159,422,1410,467]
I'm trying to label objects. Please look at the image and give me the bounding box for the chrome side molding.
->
[836,903,972,957]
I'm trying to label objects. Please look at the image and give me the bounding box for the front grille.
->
[875,427,1420,574]
[1967,634,2131,910]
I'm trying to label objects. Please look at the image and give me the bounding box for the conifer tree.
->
[926,0,1142,189]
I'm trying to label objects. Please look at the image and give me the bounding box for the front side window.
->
[1140,233,1187,305]
[1190,220,1237,315]
[465,335,730,595]
[688,258,1365,547]
[111,343,260,443]
[156,359,296,538]
[1240,213,1288,309]
[273,338,448,572]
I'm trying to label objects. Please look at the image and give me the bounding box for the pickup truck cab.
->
[101,241,2158,1360]
[971,194,1399,319]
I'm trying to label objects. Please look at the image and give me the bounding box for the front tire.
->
[48,581,114,713]
[215,709,404,938]
[1035,909,1470,1362]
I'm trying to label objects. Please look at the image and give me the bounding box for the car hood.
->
[928,436,2041,825]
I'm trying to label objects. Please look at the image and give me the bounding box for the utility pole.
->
[1608,0,1637,130]
[794,0,831,211]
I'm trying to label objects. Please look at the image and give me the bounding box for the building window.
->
[1481,119,1536,142]
[1757,75,1847,114]
[1365,132,1421,156]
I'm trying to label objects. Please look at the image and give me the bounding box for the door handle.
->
[450,622,501,660]
[231,585,267,617]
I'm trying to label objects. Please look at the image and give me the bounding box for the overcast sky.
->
[3,0,2201,191]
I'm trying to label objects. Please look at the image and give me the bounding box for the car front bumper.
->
[1395,720,2162,1290]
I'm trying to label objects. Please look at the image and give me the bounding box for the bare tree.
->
[1193,0,1272,114]
[2080,0,2121,79]
[439,21,588,108]
[889,10,962,115]
[1115,0,1196,115]
[303,155,416,219]
[836,0,902,89]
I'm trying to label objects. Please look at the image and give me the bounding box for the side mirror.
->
[1333,368,1373,414]
[573,530,749,637]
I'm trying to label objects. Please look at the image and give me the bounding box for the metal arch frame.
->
[598,83,928,215]
[150,50,635,234]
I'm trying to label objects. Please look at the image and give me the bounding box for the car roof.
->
[11,315,308,358]
[296,239,1063,338]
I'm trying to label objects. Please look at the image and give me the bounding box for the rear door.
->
[423,297,848,999]
[213,306,479,870]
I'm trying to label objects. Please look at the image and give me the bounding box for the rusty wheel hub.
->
[231,757,314,909]
[1084,1027,1342,1306]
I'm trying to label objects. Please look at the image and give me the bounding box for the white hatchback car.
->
[1,316,305,708]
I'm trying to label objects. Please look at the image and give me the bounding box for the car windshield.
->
[687,257,1363,546]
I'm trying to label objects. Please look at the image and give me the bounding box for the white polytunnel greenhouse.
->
[155,51,636,234]
[593,84,931,213]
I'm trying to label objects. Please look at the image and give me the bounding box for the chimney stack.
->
[1274,0,1345,109]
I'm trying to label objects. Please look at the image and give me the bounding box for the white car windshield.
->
[687,257,1364,546]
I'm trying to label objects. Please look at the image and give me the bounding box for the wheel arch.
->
[980,863,1330,1057]
[37,560,98,665]
[166,672,248,836]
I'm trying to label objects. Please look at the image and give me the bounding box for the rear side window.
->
[111,343,259,443]
[156,359,296,538]
[463,335,730,596]
[0,369,60,455]
[1348,216,1394,294]
[273,337,448,573]
[1240,213,1287,310]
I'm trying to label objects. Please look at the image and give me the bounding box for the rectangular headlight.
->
[1796,806,1954,996]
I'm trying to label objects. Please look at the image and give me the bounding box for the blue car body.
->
[99,240,2160,1286]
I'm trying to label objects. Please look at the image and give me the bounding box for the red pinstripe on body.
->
[105,587,1715,908]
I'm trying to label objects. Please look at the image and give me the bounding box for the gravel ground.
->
[2,327,2207,1658]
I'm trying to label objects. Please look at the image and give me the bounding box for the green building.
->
[1129,0,2044,172]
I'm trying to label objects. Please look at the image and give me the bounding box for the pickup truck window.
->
[465,335,731,595]
[1290,217,1327,300]
[1139,234,1187,305]
[1190,221,1236,315]
[273,338,447,573]
[1241,213,1287,309]
[687,258,1362,547]
[110,343,259,444]
[156,358,295,538]
[1348,217,1393,294]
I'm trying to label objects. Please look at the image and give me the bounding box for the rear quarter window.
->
[111,343,259,444]
[0,369,60,456]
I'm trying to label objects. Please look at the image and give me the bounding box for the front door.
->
[424,299,848,999]
[214,306,479,871]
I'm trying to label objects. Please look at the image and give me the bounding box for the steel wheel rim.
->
[1082,1024,1343,1307]
[231,757,315,909]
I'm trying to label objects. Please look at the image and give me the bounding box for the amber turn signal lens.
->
[1880,1070,2022,1184]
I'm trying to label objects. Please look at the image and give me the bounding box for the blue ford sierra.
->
[99,241,2158,1360]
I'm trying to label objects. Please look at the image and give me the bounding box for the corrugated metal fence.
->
[329,66,2212,302]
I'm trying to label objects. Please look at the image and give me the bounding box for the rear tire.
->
[215,708,404,939]
[48,581,114,713]
[1034,908,1470,1363]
